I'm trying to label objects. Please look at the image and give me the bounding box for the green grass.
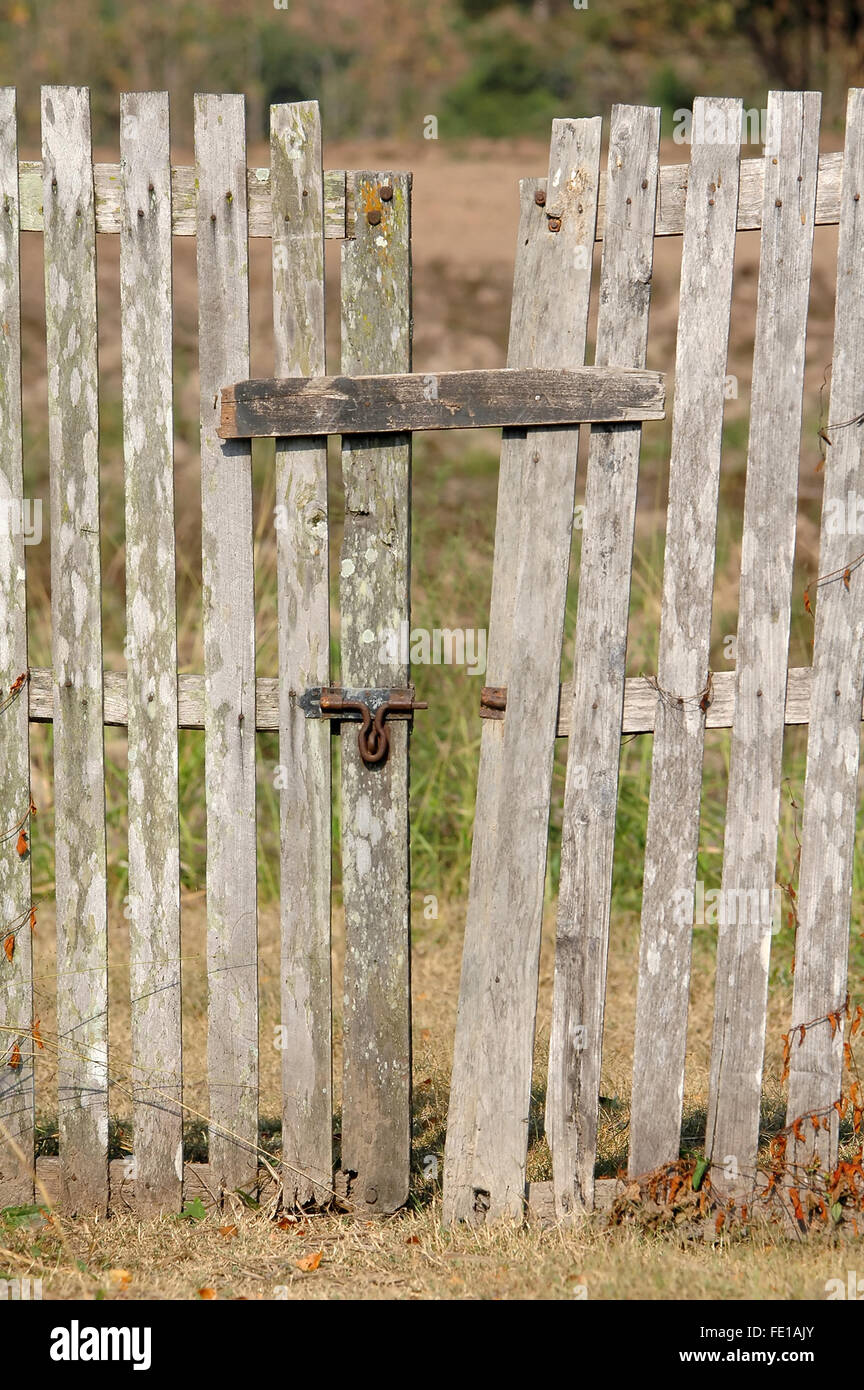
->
[22,397,864,965]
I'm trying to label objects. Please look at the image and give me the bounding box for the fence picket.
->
[195,94,258,1196]
[0,89,33,1206]
[546,104,660,1216]
[786,87,864,1166]
[270,101,332,1208]
[443,119,602,1225]
[120,91,182,1214]
[339,171,412,1214]
[628,98,742,1178]
[706,91,822,1189]
[43,84,109,1214]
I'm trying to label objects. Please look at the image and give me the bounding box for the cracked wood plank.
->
[0,88,34,1207]
[706,91,822,1191]
[270,101,332,1208]
[338,171,412,1215]
[443,119,602,1226]
[43,84,109,1215]
[219,367,665,437]
[786,87,864,1168]
[120,91,183,1214]
[628,99,742,1179]
[195,94,258,1196]
[547,104,661,1218]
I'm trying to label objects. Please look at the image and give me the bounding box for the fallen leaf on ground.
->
[198,1287,217,1299]
[294,1250,323,1272]
[219,1225,238,1239]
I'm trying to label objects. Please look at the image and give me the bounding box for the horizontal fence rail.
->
[13,150,848,240]
[20,663,857,734]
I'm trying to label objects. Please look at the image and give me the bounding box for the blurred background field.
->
[5,0,864,1204]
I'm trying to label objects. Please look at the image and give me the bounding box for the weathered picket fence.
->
[0,84,862,1224]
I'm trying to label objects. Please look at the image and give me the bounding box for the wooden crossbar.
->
[13,150,846,241]
[20,664,849,735]
[218,367,666,438]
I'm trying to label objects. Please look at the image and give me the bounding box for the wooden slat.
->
[120,91,183,1214]
[786,88,864,1166]
[19,161,350,238]
[15,151,846,241]
[628,99,742,1178]
[546,104,661,1217]
[195,94,258,1197]
[443,119,602,1226]
[0,89,34,1206]
[219,367,666,438]
[22,662,851,736]
[270,101,332,1208]
[338,171,412,1215]
[43,85,109,1214]
[706,91,822,1191]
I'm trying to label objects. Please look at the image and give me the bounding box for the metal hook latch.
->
[299,685,428,766]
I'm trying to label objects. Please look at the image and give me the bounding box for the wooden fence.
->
[0,84,862,1224]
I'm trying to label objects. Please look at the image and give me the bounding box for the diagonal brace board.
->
[219,367,664,437]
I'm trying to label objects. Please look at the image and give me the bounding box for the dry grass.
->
[3,1191,859,1302]
[6,896,856,1301]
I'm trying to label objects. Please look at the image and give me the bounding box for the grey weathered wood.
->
[595,149,841,240]
[786,88,864,1166]
[628,99,742,1179]
[706,91,822,1191]
[42,85,109,1214]
[21,663,843,736]
[219,367,666,438]
[338,171,412,1215]
[120,91,183,1214]
[270,102,332,1208]
[546,105,660,1217]
[14,151,845,241]
[19,161,350,238]
[0,89,34,1207]
[443,120,603,1226]
[195,94,258,1196]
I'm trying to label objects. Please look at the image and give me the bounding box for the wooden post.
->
[195,94,259,1197]
[546,104,660,1217]
[270,100,333,1208]
[786,87,864,1166]
[120,90,183,1214]
[338,171,412,1215]
[706,91,821,1191]
[628,98,742,1178]
[0,88,34,1207]
[443,119,602,1225]
[43,85,109,1215]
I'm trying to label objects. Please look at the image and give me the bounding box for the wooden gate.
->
[444,88,864,1224]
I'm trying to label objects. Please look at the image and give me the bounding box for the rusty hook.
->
[358,704,391,765]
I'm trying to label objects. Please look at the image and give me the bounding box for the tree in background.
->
[0,0,858,147]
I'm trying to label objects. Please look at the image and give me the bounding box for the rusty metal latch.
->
[299,685,427,766]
